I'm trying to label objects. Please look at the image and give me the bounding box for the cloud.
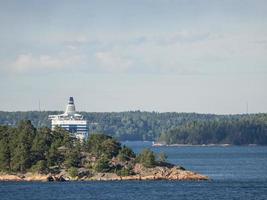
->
[4,30,266,76]
[11,53,84,72]
[95,51,133,72]
[155,31,212,46]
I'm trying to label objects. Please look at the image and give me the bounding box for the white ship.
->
[49,97,88,140]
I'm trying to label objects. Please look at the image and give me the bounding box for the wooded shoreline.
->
[0,121,208,182]
[0,164,209,182]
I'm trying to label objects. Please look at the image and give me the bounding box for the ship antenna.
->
[38,99,41,112]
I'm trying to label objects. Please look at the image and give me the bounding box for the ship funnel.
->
[65,97,76,115]
[69,97,74,105]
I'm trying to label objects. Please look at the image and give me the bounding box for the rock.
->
[77,168,92,178]
[0,164,209,182]
[23,173,49,182]
[156,161,175,168]
[54,175,66,182]
[0,173,49,182]
[89,173,121,181]
[0,174,23,181]
[131,164,208,181]
[47,175,54,182]
[85,163,209,181]
[46,174,66,182]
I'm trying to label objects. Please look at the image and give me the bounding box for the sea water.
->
[0,142,267,200]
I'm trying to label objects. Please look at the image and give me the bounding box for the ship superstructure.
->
[49,97,88,140]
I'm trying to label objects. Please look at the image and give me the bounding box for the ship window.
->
[69,125,77,133]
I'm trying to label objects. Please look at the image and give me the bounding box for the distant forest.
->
[159,116,267,145]
[0,111,267,144]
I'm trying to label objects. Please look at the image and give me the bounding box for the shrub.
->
[64,149,81,168]
[68,167,78,178]
[94,156,110,172]
[136,148,156,168]
[116,167,133,176]
[117,146,135,161]
[30,160,47,173]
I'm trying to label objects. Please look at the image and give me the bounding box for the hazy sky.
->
[0,0,267,114]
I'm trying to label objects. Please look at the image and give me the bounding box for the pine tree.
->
[136,148,156,168]
[0,126,11,171]
[31,127,52,163]
[10,120,35,172]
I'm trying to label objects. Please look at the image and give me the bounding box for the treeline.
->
[159,116,267,145]
[1,111,261,141]
[0,120,85,173]
[0,120,160,175]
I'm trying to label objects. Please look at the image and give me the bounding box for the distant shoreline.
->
[152,142,260,147]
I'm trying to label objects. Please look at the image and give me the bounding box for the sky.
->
[0,0,267,114]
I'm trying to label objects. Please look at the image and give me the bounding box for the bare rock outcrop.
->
[0,164,208,182]
[86,164,208,181]
[131,164,208,181]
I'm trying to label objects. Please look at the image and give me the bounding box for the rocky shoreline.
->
[0,164,208,182]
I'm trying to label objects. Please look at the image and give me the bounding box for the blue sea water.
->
[1,142,267,200]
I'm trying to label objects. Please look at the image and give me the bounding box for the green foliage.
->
[0,120,79,172]
[136,148,156,168]
[85,134,121,158]
[94,156,110,172]
[0,111,267,143]
[30,160,47,173]
[11,120,36,172]
[68,167,78,178]
[117,145,136,161]
[0,126,11,171]
[115,166,134,176]
[85,134,111,156]
[46,143,63,167]
[159,117,267,145]
[101,139,121,159]
[31,127,53,162]
[64,148,81,168]
[0,111,243,141]
[1,112,266,174]
[0,120,141,175]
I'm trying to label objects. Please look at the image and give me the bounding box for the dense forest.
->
[0,111,267,144]
[159,116,267,145]
[0,111,220,140]
[0,120,159,176]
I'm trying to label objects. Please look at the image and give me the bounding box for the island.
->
[0,120,208,182]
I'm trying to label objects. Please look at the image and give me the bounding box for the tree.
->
[85,134,111,157]
[11,120,35,172]
[31,127,53,163]
[0,126,11,171]
[136,148,156,168]
[30,160,47,173]
[85,134,121,158]
[116,166,134,176]
[68,167,78,178]
[117,145,135,161]
[64,149,81,168]
[101,139,121,159]
[94,156,110,172]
